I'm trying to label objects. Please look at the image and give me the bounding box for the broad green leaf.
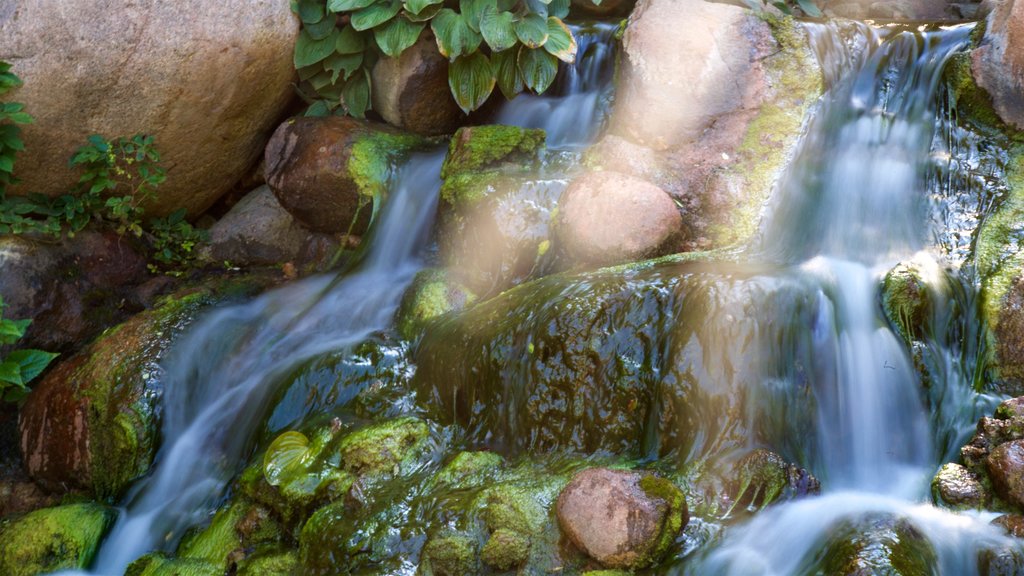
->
[543,17,576,63]
[0,361,22,386]
[310,70,338,91]
[327,0,377,12]
[343,69,372,118]
[0,318,29,345]
[294,28,341,68]
[515,13,548,49]
[459,0,487,32]
[305,13,339,40]
[518,47,558,93]
[404,2,443,21]
[6,349,58,383]
[297,0,325,23]
[264,431,311,486]
[404,0,442,14]
[431,8,482,59]
[797,0,823,17]
[298,63,324,82]
[375,17,425,57]
[336,25,367,54]
[325,51,364,82]
[525,0,549,17]
[305,100,333,117]
[350,0,402,31]
[492,48,524,100]
[548,0,570,19]
[448,52,495,114]
[480,6,517,52]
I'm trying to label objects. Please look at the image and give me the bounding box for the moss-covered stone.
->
[480,528,530,570]
[419,534,479,575]
[176,500,281,569]
[0,503,115,576]
[432,450,504,489]
[124,553,223,576]
[349,129,431,201]
[235,546,299,576]
[439,125,546,207]
[809,514,937,576]
[945,52,1021,139]
[337,417,430,476]
[638,475,688,564]
[395,269,477,340]
[881,262,934,345]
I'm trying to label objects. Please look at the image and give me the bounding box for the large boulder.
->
[554,171,681,267]
[972,0,1024,130]
[0,503,115,576]
[1,0,299,216]
[264,116,428,234]
[371,34,464,136]
[989,440,1024,508]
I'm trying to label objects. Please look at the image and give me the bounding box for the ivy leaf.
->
[432,8,482,60]
[296,0,325,24]
[350,0,402,31]
[327,0,377,12]
[459,0,487,33]
[5,349,58,384]
[515,13,548,49]
[336,25,367,54]
[543,17,576,63]
[492,48,524,100]
[343,69,372,118]
[449,52,495,114]
[375,18,425,57]
[305,13,339,40]
[518,47,558,93]
[404,0,442,15]
[797,0,823,17]
[480,5,517,52]
[294,28,341,68]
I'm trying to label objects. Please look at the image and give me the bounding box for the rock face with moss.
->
[809,514,937,576]
[0,503,115,576]
[19,276,274,499]
[556,468,687,569]
[264,116,429,234]
[972,0,1024,131]
[394,269,476,340]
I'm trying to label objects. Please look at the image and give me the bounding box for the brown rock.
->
[556,468,675,569]
[932,463,986,509]
[988,440,1024,507]
[372,34,464,136]
[973,0,1024,130]
[555,171,681,267]
[1,0,299,217]
[570,0,635,17]
[994,514,1024,538]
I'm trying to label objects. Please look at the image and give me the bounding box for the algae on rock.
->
[0,503,115,576]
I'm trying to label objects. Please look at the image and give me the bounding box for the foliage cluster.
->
[0,296,57,403]
[291,0,586,117]
[0,64,206,273]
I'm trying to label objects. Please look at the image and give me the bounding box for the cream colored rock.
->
[973,0,1024,130]
[0,0,299,216]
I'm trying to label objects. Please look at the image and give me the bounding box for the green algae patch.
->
[480,528,530,570]
[348,130,430,200]
[0,503,115,576]
[395,268,477,341]
[124,553,223,576]
[419,534,479,576]
[638,475,689,565]
[176,501,281,569]
[235,547,299,576]
[439,125,546,207]
[432,451,504,489]
[881,262,933,346]
[810,514,937,576]
[336,416,430,476]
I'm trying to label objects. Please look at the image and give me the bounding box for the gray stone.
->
[205,186,317,266]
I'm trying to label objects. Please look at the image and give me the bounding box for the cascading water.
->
[57,23,618,575]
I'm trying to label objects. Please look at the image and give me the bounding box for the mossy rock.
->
[481,528,530,570]
[175,500,282,570]
[432,451,504,490]
[0,503,116,576]
[419,534,479,576]
[235,546,299,576]
[806,514,937,576]
[395,268,476,341]
[124,553,223,576]
[440,125,546,207]
[881,262,934,345]
[336,416,431,477]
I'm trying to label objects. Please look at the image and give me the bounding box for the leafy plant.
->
[0,62,32,194]
[148,209,207,273]
[0,296,58,403]
[291,0,587,117]
[744,0,822,17]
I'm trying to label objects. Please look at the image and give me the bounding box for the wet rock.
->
[972,0,1024,131]
[481,528,530,570]
[371,34,463,136]
[394,269,476,340]
[419,535,479,575]
[173,501,282,572]
[432,451,504,489]
[729,448,820,511]
[439,125,546,208]
[125,554,223,576]
[989,275,1024,395]
[555,171,681,267]
[570,0,634,17]
[0,477,57,518]
[989,440,1024,508]
[556,468,687,569]
[0,503,115,575]
[994,514,1024,538]
[933,462,987,509]
[0,0,298,216]
[202,185,332,267]
[0,232,148,353]
[812,514,937,576]
[19,276,275,499]
[264,116,428,234]
[825,0,956,20]
[881,261,934,344]
[235,548,298,576]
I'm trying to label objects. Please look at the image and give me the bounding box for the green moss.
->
[348,131,429,200]
[235,546,299,576]
[177,501,281,568]
[433,451,504,489]
[480,528,530,570]
[583,571,633,576]
[813,515,937,576]
[419,535,478,576]
[881,263,932,345]
[439,125,546,208]
[945,53,1021,139]
[0,503,115,576]
[124,553,223,576]
[396,269,477,341]
[337,417,430,477]
[478,483,548,536]
[638,475,688,566]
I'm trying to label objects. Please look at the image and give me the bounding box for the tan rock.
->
[973,0,1024,130]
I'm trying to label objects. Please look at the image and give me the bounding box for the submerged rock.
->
[0,503,115,576]
[809,514,937,576]
[371,34,464,136]
[419,535,479,575]
[881,261,935,345]
[1,0,298,216]
[394,269,475,341]
[264,116,428,234]
[555,171,681,267]
[556,468,687,569]
[480,528,530,571]
[728,448,820,512]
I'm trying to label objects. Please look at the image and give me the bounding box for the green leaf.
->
[432,8,482,60]
[404,0,442,14]
[350,0,402,31]
[294,28,341,68]
[492,48,524,100]
[374,17,425,57]
[297,0,325,23]
[325,51,364,83]
[0,318,30,345]
[0,361,22,386]
[6,349,58,384]
[543,17,576,63]
[327,0,377,11]
[336,25,367,54]
[342,69,372,118]
[263,431,311,486]
[518,47,558,93]
[515,13,548,49]
[480,6,517,52]
[548,0,570,19]
[796,0,823,17]
[459,0,487,33]
[305,100,333,117]
[305,13,339,40]
[448,52,495,114]
[404,3,443,21]
[525,0,549,17]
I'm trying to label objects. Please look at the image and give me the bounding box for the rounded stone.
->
[555,171,681,267]
[556,468,682,569]
[988,440,1024,508]
[932,463,986,509]
[0,0,299,216]
[371,34,464,136]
